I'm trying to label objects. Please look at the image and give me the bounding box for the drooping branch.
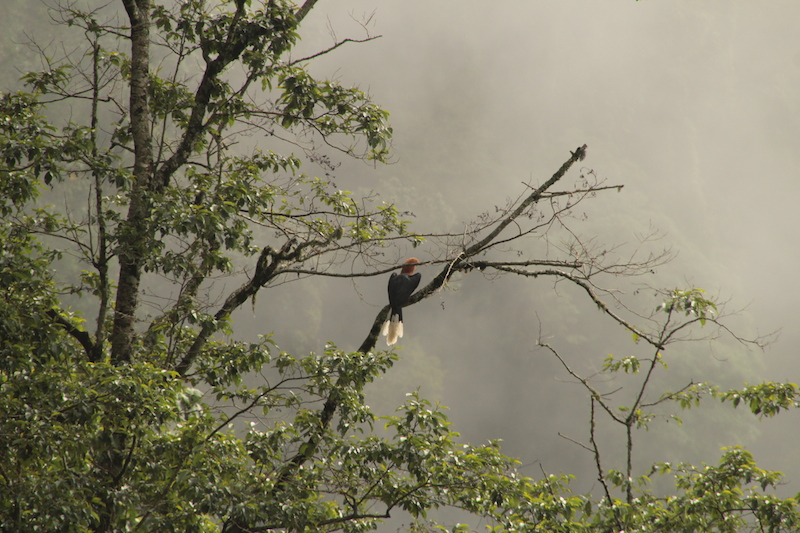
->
[538,341,622,424]
[479,265,658,348]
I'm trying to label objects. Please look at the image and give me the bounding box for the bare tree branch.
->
[355,145,590,354]
[289,36,382,66]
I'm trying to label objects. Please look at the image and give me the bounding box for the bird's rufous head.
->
[400,257,419,274]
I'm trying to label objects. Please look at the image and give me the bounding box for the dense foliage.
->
[1,1,799,532]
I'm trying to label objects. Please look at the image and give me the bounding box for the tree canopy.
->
[1,1,799,532]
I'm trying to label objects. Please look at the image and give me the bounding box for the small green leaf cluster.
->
[657,288,717,325]
[0,92,72,209]
[0,221,67,366]
[278,68,392,161]
[717,382,800,418]
[662,381,800,419]
[603,354,644,374]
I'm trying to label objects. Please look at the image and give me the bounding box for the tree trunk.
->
[111,0,153,365]
[95,2,152,531]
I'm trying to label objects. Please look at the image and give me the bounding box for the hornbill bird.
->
[381,258,421,346]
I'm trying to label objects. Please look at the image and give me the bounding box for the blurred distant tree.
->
[1,1,799,532]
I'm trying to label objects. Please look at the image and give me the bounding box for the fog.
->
[285,0,800,494]
[4,0,800,509]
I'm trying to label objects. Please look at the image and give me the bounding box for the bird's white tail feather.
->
[385,315,404,346]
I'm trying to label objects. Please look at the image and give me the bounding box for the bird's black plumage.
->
[383,259,422,346]
[387,271,422,323]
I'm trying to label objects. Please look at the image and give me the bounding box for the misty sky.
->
[3,0,799,506]
[287,0,800,494]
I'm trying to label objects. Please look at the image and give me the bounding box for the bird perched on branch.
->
[382,258,421,346]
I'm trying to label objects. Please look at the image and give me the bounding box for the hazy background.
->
[286,0,800,496]
[3,0,799,507]
[286,0,800,493]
